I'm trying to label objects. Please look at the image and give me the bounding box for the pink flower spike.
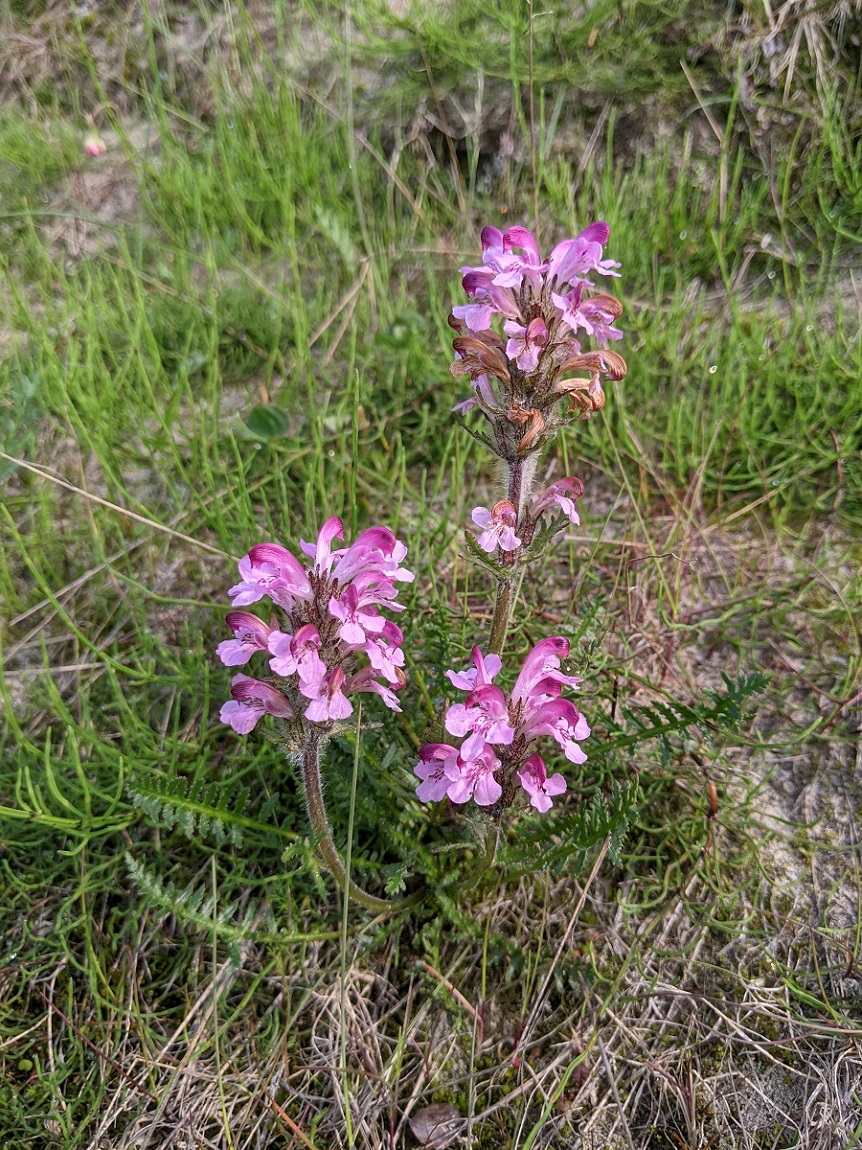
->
[446,646,503,691]
[472,500,521,553]
[217,611,274,666]
[220,674,294,734]
[229,542,311,609]
[530,478,585,527]
[414,743,460,803]
[518,754,567,813]
[444,744,502,806]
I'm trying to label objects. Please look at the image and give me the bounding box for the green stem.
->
[489,578,514,656]
[488,454,534,655]
[300,729,426,915]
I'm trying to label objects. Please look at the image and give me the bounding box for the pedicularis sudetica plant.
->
[217,222,627,913]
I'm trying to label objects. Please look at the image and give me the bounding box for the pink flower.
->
[83,133,107,157]
[511,637,583,707]
[414,743,460,802]
[219,674,294,734]
[267,624,327,694]
[331,526,414,586]
[446,645,502,691]
[453,272,522,332]
[530,478,584,527]
[360,620,405,683]
[522,698,590,764]
[488,226,548,291]
[216,611,275,666]
[413,740,503,806]
[504,317,549,372]
[552,282,623,343]
[547,222,620,287]
[518,754,567,812]
[444,743,503,806]
[229,543,311,610]
[472,500,521,553]
[298,516,344,574]
[445,684,515,758]
[346,665,403,712]
[304,667,353,722]
[328,583,387,645]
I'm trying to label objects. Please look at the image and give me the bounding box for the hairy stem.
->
[300,729,426,914]
[488,454,535,654]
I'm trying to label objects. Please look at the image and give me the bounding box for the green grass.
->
[1,0,861,1146]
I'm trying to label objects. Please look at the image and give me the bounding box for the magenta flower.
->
[445,684,516,758]
[451,372,501,416]
[486,226,548,291]
[530,478,585,527]
[522,697,590,764]
[453,274,521,332]
[413,741,502,806]
[443,743,503,806]
[472,500,521,553]
[449,220,625,422]
[414,743,460,802]
[345,665,403,712]
[267,624,327,694]
[217,611,275,666]
[504,317,549,372]
[552,282,623,344]
[304,666,353,722]
[298,516,345,574]
[229,543,311,610]
[328,583,387,645]
[518,754,567,812]
[511,636,583,705]
[220,674,294,734]
[446,646,502,691]
[547,222,621,287]
[360,620,406,683]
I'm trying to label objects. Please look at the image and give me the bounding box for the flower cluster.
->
[451,222,627,455]
[218,518,412,733]
[414,637,589,813]
[470,476,585,557]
